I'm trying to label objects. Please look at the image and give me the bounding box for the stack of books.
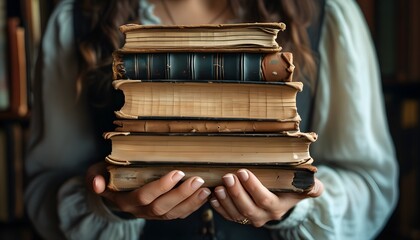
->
[104,22,318,193]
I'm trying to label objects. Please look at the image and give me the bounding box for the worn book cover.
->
[113,80,302,121]
[4,18,28,117]
[119,22,286,52]
[112,51,295,82]
[107,163,317,193]
[103,131,317,166]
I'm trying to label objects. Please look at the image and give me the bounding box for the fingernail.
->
[191,177,205,190]
[237,169,249,181]
[215,188,226,199]
[199,189,211,200]
[223,174,235,187]
[210,198,220,207]
[93,177,99,192]
[172,171,185,182]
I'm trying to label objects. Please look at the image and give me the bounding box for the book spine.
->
[113,119,301,133]
[0,0,9,111]
[113,52,294,82]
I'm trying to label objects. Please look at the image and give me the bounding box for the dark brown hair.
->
[76,0,320,107]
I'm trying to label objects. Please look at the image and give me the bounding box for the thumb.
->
[92,175,107,194]
[306,178,324,198]
[86,162,108,194]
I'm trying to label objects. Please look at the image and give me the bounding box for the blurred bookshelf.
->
[357,0,420,239]
[1,0,56,239]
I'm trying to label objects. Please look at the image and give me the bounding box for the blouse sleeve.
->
[24,1,145,239]
[267,0,399,239]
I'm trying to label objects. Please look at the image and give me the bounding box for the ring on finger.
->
[236,218,250,225]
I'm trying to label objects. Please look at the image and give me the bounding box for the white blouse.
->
[25,0,399,239]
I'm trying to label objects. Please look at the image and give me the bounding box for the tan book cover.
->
[103,131,317,166]
[114,80,303,121]
[107,163,317,193]
[119,22,286,53]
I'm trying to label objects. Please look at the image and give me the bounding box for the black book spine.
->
[114,52,264,81]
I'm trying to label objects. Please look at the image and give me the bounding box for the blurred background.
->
[357,1,420,239]
[0,0,419,239]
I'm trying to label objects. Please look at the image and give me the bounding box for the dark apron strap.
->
[296,0,326,132]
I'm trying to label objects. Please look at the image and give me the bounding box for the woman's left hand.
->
[209,169,324,227]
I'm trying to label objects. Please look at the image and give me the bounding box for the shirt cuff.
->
[264,198,314,230]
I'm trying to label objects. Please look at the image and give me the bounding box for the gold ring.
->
[236,218,250,225]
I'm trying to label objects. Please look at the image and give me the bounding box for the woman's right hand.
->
[86,162,211,220]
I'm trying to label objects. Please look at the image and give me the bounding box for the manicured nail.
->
[215,188,226,199]
[223,174,235,187]
[199,189,211,200]
[210,198,220,208]
[172,171,185,182]
[93,177,99,192]
[237,169,249,182]
[191,177,205,190]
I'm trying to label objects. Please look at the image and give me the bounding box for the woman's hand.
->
[210,169,324,227]
[86,162,211,220]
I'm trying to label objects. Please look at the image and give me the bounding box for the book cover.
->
[107,163,317,193]
[119,22,286,52]
[103,131,317,166]
[6,17,28,117]
[112,51,295,82]
[114,80,302,121]
[0,0,8,111]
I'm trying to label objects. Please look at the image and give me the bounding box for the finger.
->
[213,185,245,221]
[104,170,185,213]
[170,188,211,219]
[236,169,280,210]
[306,178,324,198]
[86,163,123,207]
[92,175,107,194]
[146,177,205,217]
[86,163,133,211]
[128,170,185,206]
[85,162,108,193]
[224,173,277,227]
[209,197,232,221]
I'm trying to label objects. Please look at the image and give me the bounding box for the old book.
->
[114,80,302,121]
[5,18,28,117]
[0,0,8,111]
[107,163,317,193]
[113,118,300,133]
[103,131,317,166]
[112,51,294,82]
[119,22,286,53]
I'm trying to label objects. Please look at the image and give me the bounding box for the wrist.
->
[265,206,295,226]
